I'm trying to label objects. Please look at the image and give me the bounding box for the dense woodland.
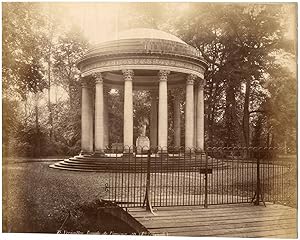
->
[3,3,296,157]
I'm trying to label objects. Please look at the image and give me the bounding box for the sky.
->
[66,3,123,44]
[50,3,296,45]
[47,3,133,44]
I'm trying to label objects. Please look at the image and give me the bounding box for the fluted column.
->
[150,90,158,148]
[81,78,93,154]
[158,70,170,149]
[103,88,109,148]
[185,74,197,150]
[196,78,205,151]
[173,88,181,147]
[194,84,198,148]
[94,73,104,154]
[122,69,134,150]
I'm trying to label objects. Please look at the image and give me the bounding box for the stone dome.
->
[115,28,187,45]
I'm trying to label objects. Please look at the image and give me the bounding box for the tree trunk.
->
[206,83,214,146]
[225,81,239,147]
[34,93,41,157]
[69,81,73,109]
[207,103,215,146]
[47,58,54,142]
[242,79,251,148]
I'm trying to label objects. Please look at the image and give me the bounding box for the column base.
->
[195,149,205,155]
[157,150,169,158]
[185,149,195,157]
[80,151,93,157]
[92,151,106,158]
[122,152,134,158]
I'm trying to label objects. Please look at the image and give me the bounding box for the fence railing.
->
[100,146,296,209]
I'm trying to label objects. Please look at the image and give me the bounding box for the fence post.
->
[255,153,260,205]
[251,149,266,206]
[204,152,208,208]
[143,149,154,214]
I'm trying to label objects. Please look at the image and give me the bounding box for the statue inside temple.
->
[139,117,149,137]
[136,117,150,154]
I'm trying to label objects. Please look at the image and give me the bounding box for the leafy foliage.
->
[174,3,296,148]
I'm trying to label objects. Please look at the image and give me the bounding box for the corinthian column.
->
[185,74,197,150]
[173,88,181,147]
[150,90,158,148]
[122,69,134,151]
[158,70,170,150]
[196,78,205,151]
[94,73,104,154]
[194,83,198,148]
[81,77,93,155]
[103,88,109,148]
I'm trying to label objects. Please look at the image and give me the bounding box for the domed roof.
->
[78,27,208,81]
[114,28,187,45]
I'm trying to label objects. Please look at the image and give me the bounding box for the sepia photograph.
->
[2,2,297,238]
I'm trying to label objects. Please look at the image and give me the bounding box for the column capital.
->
[158,70,170,82]
[197,78,206,90]
[81,77,89,88]
[122,69,134,81]
[93,72,103,84]
[186,74,197,85]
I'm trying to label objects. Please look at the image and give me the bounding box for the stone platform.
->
[49,154,225,172]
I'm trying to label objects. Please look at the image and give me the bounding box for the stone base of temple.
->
[92,151,106,157]
[157,151,169,158]
[79,151,93,157]
[122,152,134,157]
[49,153,222,172]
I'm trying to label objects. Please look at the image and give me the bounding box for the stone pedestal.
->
[136,136,150,154]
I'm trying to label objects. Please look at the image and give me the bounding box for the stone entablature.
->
[80,56,205,80]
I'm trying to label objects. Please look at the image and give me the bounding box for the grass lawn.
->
[3,159,112,233]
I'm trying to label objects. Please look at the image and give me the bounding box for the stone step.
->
[49,154,229,172]
[50,161,227,173]
[61,162,225,170]
[65,158,222,165]
[67,155,219,163]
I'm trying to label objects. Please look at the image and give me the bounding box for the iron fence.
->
[101,146,296,208]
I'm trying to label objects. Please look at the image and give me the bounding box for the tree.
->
[175,3,295,148]
[53,25,89,108]
[3,3,48,157]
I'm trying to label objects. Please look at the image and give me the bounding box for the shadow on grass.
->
[3,198,149,235]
